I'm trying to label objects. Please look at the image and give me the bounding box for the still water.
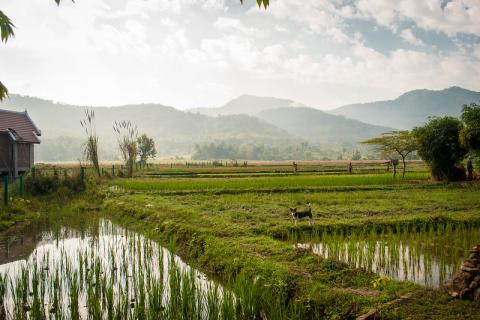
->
[298,224,480,287]
[0,217,224,319]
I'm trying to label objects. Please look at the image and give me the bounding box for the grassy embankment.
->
[2,161,479,319]
[104,170,480,319]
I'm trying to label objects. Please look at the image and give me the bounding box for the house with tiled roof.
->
[0,109,41,176]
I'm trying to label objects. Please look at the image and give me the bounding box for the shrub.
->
[26,172,86,196]
[413,117,467,181]
[460,103,480,152]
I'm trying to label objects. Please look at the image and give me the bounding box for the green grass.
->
[113,172,430,193]
[2,164,479,319]
[102,173,480,319]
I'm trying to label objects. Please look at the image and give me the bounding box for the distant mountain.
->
[190,94,304,116]
[257,107,393,147]
[0,95,292,161]
[331,86,480,129]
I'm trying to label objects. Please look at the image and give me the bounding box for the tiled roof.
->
[0,109,41,143]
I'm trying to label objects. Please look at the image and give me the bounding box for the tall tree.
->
[413,117,467,181]
[361,131,416,178]
[137,134,157,166]
[460,103,480,153]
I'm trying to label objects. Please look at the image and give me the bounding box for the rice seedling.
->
[0,218,299,320]
[298,221,480,287]
[113,172,430,193]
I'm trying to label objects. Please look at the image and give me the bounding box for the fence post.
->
[112,165,115,176]
[80,167,85,182]
[3,176,8,206]
[18,175,24,197]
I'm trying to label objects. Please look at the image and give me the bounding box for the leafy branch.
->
[240,0,269,9]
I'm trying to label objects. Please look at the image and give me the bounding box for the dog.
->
[290,204,312,225]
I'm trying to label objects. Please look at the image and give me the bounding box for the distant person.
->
[467,158,474,180]
[348,162,353,174]
[292,161,298,174]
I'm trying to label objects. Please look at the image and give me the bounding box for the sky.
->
[0,0,479,110]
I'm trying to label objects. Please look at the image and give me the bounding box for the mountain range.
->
[190,95,305,116]
[1,86,479,161]
[331,86,480,129]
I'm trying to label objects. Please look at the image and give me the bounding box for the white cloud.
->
[279,43,480,96]
[0,0,479,109]
[400,28,425,46]
[354,0,480,36]
[473,45,480,60]
[249,0,351,43]
[214,17,256,35]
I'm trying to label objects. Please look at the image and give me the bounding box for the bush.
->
[413,117,467,181]
[460,103,480,152]
[26,172,86,196]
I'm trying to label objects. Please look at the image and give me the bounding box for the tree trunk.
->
[402,157,406,179]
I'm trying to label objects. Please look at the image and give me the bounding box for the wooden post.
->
[12,143,18,178]
[80,167,85,182]
[3,176,8,206]
[112,165,115,176]
[18,175,24,197]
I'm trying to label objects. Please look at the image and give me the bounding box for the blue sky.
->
[0,0,479,109]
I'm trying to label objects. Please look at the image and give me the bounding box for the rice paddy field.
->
[1,160,480,319]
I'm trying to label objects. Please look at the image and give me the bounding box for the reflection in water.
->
[299,224,480,287]
[0,218,229,319]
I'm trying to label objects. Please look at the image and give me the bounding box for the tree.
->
[361,131,416,178]
[460,103,480,153]
[351,150,361,161]
[412,117,467,181]
[0,1,72,101]
[137,134,157,166]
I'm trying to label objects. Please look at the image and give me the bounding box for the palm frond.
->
[0,81,8,101]
[0,11,15,43]
[240,0,268,8]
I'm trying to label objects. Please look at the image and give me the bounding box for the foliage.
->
[460,103,480,153]
[351,150,361,160]
[413,117,467,181]
[193,141,313,160]
[113,120,138,178]
[25,171,86,196]
[137,134,157,165]
[0,10,15,43]
[80,109,101,177]
[362,131,416,178]
[240,0,269,9]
